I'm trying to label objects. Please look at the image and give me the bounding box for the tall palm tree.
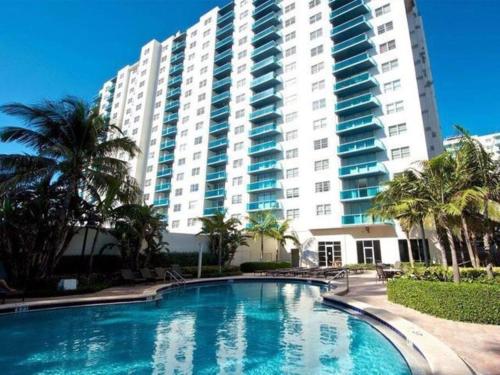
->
[246,211,278,261]
[270,219,300,262]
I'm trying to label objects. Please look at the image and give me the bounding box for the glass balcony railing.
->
[211,106,230,120]
[204,206,226,216]
[329,0,355,11]
[207,153,228,166]
[339,161,387,178]
[248,159,280,174]
[341,214,388,225]
[170,53,184,64]
[209,122,230,134]
[247,200,280,212]
[214,50,233,65]
[159,140,176,150]
[215,36,233,52]
[334,72,377,96]
[162,127,177,137]
[169,64,183,76]
[248,140,280,155]
[168,76,182,88]
[250,88,281,106]
[206,171,227,182]
[337,137,385,156]
[332,33,373,59]
[165,100,180,111]
[330,0,369,24]
[336,114,383,135]
[216,24,234,39]
[331,15,371,42]
[251,41,280,61]
[217,11,234,26]
[208,137,228,150]
[249,105,280,122]
[249,123,280,139]
[333,52,376,78]
[158,154,174,163]
[247,179,280,192]
[212,91,231,106]
[335,93,380,116]
[153,198,169,207]
[340,186,381,201]
[213,77,232,92]
[157,168,172,177]
[250,72,280,90]
[172,41,186,52]
[252,12,280,33]
[166,88,181,99]
[163,113,179,124]
[253,0,280,18]
[252,26,280,47]
[205,189,226,199]
[213,63,232,78]
[155,183,172,192]
[251,56,281,76]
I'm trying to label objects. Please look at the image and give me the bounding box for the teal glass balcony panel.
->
[207,153,228,166]
[211,91,231,107]
[215,36,233,52]
[164,113,179,124]
[253,0,281,19]
[219,1,234,14]
[214,50,233,65]
[340,186,381,202]
[250,72,281,91]
[333,52,376,78]
[204,206,226,216]
[211,106,231,121]
[252,26,280,47]
[157,168,173,178]
[336,114,382,135]
[337,137,385,156]
[247,200,280,212]
[155,183,172,192]
[331,15,371,42]
[166,87,181,99]
[330,0,369,24]
[162,127,177,137]
[168,76,182,88]
[208,137,229,150]
[170,53,184,64]
[248,140,281,156]
[213,77,232,93]
[217,11,234,26]
[169,64,184,76]
[250,88,281,106]
[216,24,234,39]
[251,41,280,61]
[339,161,387,179]
[158,154,174,164]
[329,0,355,10]
[249,105,280,122]
[213,63,232,79]
[248,159,280,174]
[153,198,169,207]
[249,123,280,139]
[341,214,388,225]
[247,179,280,192]
[335,93,380,116]
[172,41,186,52]
[334,72,377,96]
[251,56,281,76]
[209,122,230,135]
[332,33,373,60]
[165,100,180,111]
[252,12,280,33]
[159,140,176,150]
[206,171,227,182]
[205,189,226,199]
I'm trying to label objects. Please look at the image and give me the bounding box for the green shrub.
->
[400,265,500,283]
[387,278,500,324]
[239,262,291,273]
[181,265,241,278]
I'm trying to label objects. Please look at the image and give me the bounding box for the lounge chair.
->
[375,265,387,283]
[139,268,162,282]
[120,269,146,284]
[0,281,24,304]
[154,267,168,280]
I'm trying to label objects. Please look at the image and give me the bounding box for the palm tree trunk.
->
[218,232,223,274]
[405,231,414,267]
[470,231,481,267]
[418,219,429,266]
[482,197,495,270]
[87,226,101,279]
[461,215,477,268]
[260,234,264,261]
[275,240,279,262]
[434,218,448,267]
[79,226,90,276]
[444,225,460,283]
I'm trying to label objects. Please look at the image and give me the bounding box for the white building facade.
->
[444,132,500,160]
[98,0,443,266]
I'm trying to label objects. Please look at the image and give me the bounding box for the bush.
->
[181,265,241,278]
[400,265,500,283]
[345,263,377,270]
[387,278,500,324]
[239,262,291,273]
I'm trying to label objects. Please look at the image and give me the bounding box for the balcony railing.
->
[155,183,172,192]
[247,179,280,192]
[331,15,371,42]
[248,159,280,174]
[336,114,383,135]
[172,41,186,52]
[339,161,387,178]
[157,168,172,177]
[165,100,180,111]
[207,153,228,166]
[159,140,176,150]
[248,140,280,155]
[204,206,226,216]
[217,11,234,26]
[330,0,369,24]
[251,41,280,61]
[163,113,179,124]
[335,93,380,116]
[208,137,228,150]
[213,77,232,92]
[211,106,230,120]
[216,24,234,39]
[247,200,280,211]
[166,88,181,99]
[153,198,169,207]
[250,105,280,122]
[334,72,377,96]
[162,127,177,137]
[250,88,281,106]
[340,186,380,201]
[212,91,231,106]
[169,64,183,76]
[214,50,233,65]
[252,12,280,33]
[170,53,184,64]
[205,189,226,199]
[158,154,174,163]
[251,56,281,76]
[337,137,385,156]
[332,33,373,59]
[209,122,230,134]
[206,171,227,182]
[341,214,388,225]
[252,26,280,46]
[213,63,232,78]
[253,0,280,18]
[250,72,280,90]
[333,52,376,78]
[249,123,280,139]
[215,36,233,52]
[167,76,182,88]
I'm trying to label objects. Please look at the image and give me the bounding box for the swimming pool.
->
[0,281,412,374]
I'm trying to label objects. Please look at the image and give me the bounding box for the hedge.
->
[399,265,500,283]
[240,262,291,273]
[387,278,500,324]
[181,266,241,278]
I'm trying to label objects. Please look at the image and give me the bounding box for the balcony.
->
[334,72,377,96]
[251,41,280,61]
[250,105,280,122]
[340,186,381,202]
[213,63,232,79]
[214,50,233,65]
[207,153,228,166]
[331,15,371,42]
[251,56,281,76]
[170,53,184,64]
[336,114,383,135]
[330,0,369,24]
[165,100,180,111]
[329,0,355,10]
[162,127,177,137]
[155,183,172,192]
[248,159,280,174]
[337,137,385,156]
[217,11,234,27]
[333,52,376,78]
[213,77,232,93]
[252,26,280,47]
[206,171,227,182]
[153,198,169,207]
[216,24,234,39]
[248,140,281,156]
[247,200,280,212]
[158,154,174,164]
[341,214,388,225]
[209,122,230,135]
[339,161,387,179]
[335,93,380,116]
[249,123,280,139]
[166,87,181,99]
[157,168,172,178]
[215,36,233,52]
[332,33,373,60]
[250,72,280,91]
[169,64,183,76]
[208,137,228,150]
[211,106,230,121]
[250,88,281,106]
[163,113,179,124]
[172,41,186,53]
[168,76,182,88]
[247,179,280,192]
[204,206,226,216]
[253,0,280,18]
[159,140,176,151]
[252,12,280,33]
[205,189,226,199]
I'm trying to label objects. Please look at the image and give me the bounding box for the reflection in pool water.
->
[0,281,411,374]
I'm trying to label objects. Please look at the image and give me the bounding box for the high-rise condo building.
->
[444,132,500,160]
[98,0,443,266]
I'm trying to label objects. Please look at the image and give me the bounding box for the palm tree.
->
[270,219,300,262]
[226,230,250,266]
[246,211,278,261]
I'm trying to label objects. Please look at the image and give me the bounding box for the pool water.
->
[0,281,411,374]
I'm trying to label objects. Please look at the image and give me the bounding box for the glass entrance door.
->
[318,242,342,267]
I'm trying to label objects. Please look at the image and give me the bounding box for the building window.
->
[285,112,298,122]
[378,21,394,34]
[384,79,401,93]
[235,125,245,134]
[312,99,326,110]
[187,218,197,227]
[233,159,243,168]
[286,168,299,178]
[391,146,410,159]
[375,4,391,17]
[356,240,381,264]
[388,123,407,136]
[285,46,297,57]
[172,220,180,229]
[310,28,323,41]
[309,13,321,24]
[192,167,200,176]
[313,118,327,130]
[284,3,295,13]
[232,195,242,204]
[311,62,324,74]
[318,241,342,267]
[311,45,324,57]
[194,136,203,145]
[315,181,330,193]
[175,188,182,196]
[286,209,300,219]
[380,40,396,53]
[285,31,296,42]
[314,159,329,171]
[232,176,243,186]
[173,204,181,212]
[312,80,325,92]
[234,141,244,151]
[286,148,298,159]
[286,130,298,140]
[285,17,296,27]
[314,138,328,150]
[316,204,332,215]
[386,100,404,114]
[286,188,299,198]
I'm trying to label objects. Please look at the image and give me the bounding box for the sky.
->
[0,0,499,155]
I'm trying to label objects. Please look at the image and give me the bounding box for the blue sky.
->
[0,0,499,154]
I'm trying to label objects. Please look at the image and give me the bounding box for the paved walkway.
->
[345,271,500,375]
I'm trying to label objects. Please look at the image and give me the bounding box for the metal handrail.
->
[326,268,349,291]
[164,269,186,285]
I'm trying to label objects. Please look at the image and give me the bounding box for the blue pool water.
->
[0,281,411,374]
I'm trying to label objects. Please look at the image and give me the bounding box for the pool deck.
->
[1,272,497,374]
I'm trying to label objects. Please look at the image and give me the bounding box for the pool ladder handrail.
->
[326,268,349,291]
[164,269,186,286]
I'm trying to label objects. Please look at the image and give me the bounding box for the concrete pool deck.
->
[0,272,497,374]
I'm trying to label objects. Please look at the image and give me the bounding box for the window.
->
[386,100,404,114]
[232,176,243,186]
[284,3,295,13]
[176,173,184,181]
[236,94,246,104]
[235,125,245,134]
[178,158,185,166]
[312,99,326,110]
[286,188,299,198]
[189,200,197,209]
[378,21,394,34]
[314,159,329,171]
[310,28,323,40]
[313,118,327,130]
[380,40,396,53]
[314,138,328,150]
[286,130,298,140]
[384,79,401,93]
[391,146,410,159]
[381,59,399,72]
[375,4,391,17]
[285,17,296,27]
[285,46,297,57]
[388,123,407,136]
[236,109,245,119]
[286,168,299,178]
[286,148,298,159]
[316,204,331,215]
[311,45,323,57]
[311,62,325,74]
[315,181,330,193]
[233,159,243,168]
[287,209,300,219]
[356,240,381,264]
[192,167,200,176]
[173,204,181,212]
[312,80,325,92]
[285,31,296,42]
[232,195,242,204]
[194,136,203,145]
[309,13,321,24]
[234,141,244,151]
[285,112,298,122]
[187,218,197,227]
[285,62,296,72]
[190,184,199,193]
[193,151,201,160]
[175,188,182,196]
[172,220,180,229]
[309,0,320,8]
[318,241,342,267]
